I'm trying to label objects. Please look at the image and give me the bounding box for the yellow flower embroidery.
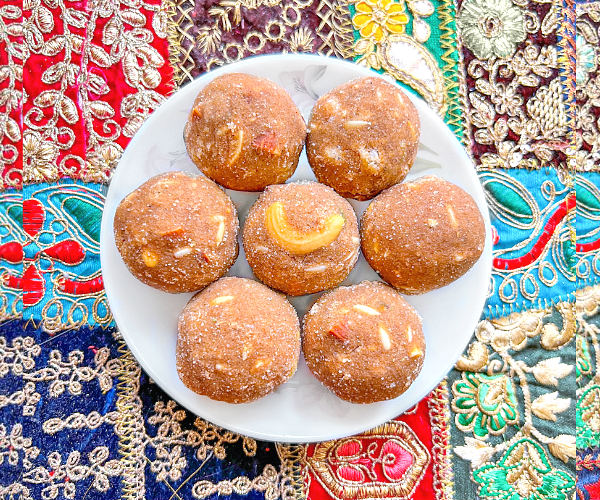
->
[352,0,409,42]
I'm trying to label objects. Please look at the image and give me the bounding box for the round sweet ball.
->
[243,182,360,296]
[177,277,301,403]
[303,281,425,403]
[114,171,238,293]
[306,77,420,200]
[184,73,306,191]
[361,176,486,294]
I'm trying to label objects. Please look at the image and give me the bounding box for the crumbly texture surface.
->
[114,171,239,293]
[303,281,425,403]
[361,176,486,294]
[243,182,360,296]
[176,277,301,403]
[184,73,306,191]
[306,77,420,200]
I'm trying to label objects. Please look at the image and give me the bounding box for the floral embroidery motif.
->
[23,448,122,499]
[577,286,600,450]
[22,183,112,332]
[307,421,430,499]
[22,0,169,185]
[0,423,40,470]
[458,0,568,169]
[0,190,23,320]
[576,33,597,87]
[473,438,574,500]
[0,1,23,190]
[352,0,408,41]
[452,373,519,437]
[22,131,59,183]
[452,301,576,493]
[350,0,447,113]
[457,0,526,60]
[575,5,600,173]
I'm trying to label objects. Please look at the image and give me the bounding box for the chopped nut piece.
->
[210,295,234,305]
[359,147,381,173]
[455,254,465,262]
[215,221,225,245]
[251,359,271,373]
[344,120,371,129]
[216,123,232,136]
[142,249,158,267]
[215,363,226,371]
[200,252,211,263]
[409,346,423,358]
[325,98,340,112]
[305,264,327,272]
[227,128,244,166]
[372,239,380,253]
[252,131,281,155]
[329,321,350,341]
[265,202,345,255]
[427,219,438,228]
[191,106,203,119]
[379,325,391,350]
[241,345,251,361]
[174,246,192,258]
[353,304,381,316]
[447,205,458,228]
[324,146,342,162]
[161,227,185,239]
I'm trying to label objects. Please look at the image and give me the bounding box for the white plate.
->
[100,54,492,443]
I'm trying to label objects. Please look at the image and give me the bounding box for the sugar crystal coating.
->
[184,73,306,191]
[243,182,360,296]
[177,277,301,403]
[303,281,425,403]
[113,171,239,293]
[307,77,420,200]
[361,175,486,294]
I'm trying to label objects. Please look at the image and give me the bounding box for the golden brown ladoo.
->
[243,182,360,296]
[184,73,306,191]
[307,77,420,200]
[303,281,425,403]
[114,171,238,293]
[177,277,301,403]
[361,176,486,294]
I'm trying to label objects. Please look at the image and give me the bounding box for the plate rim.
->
[100,53,493,442]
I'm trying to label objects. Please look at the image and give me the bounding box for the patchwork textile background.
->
[1,0,596,498]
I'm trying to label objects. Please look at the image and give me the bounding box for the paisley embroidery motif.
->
[481,168,575,315]
[308,421,430,499]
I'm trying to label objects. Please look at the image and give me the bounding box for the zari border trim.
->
[438,0,465,143]
[557,0,576,157]
[116,338,146,500]
[429,381,454,500]
[165,0,196,88]
[315,0,355,59]
[277,443,308,500]
[451,0,470,150]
